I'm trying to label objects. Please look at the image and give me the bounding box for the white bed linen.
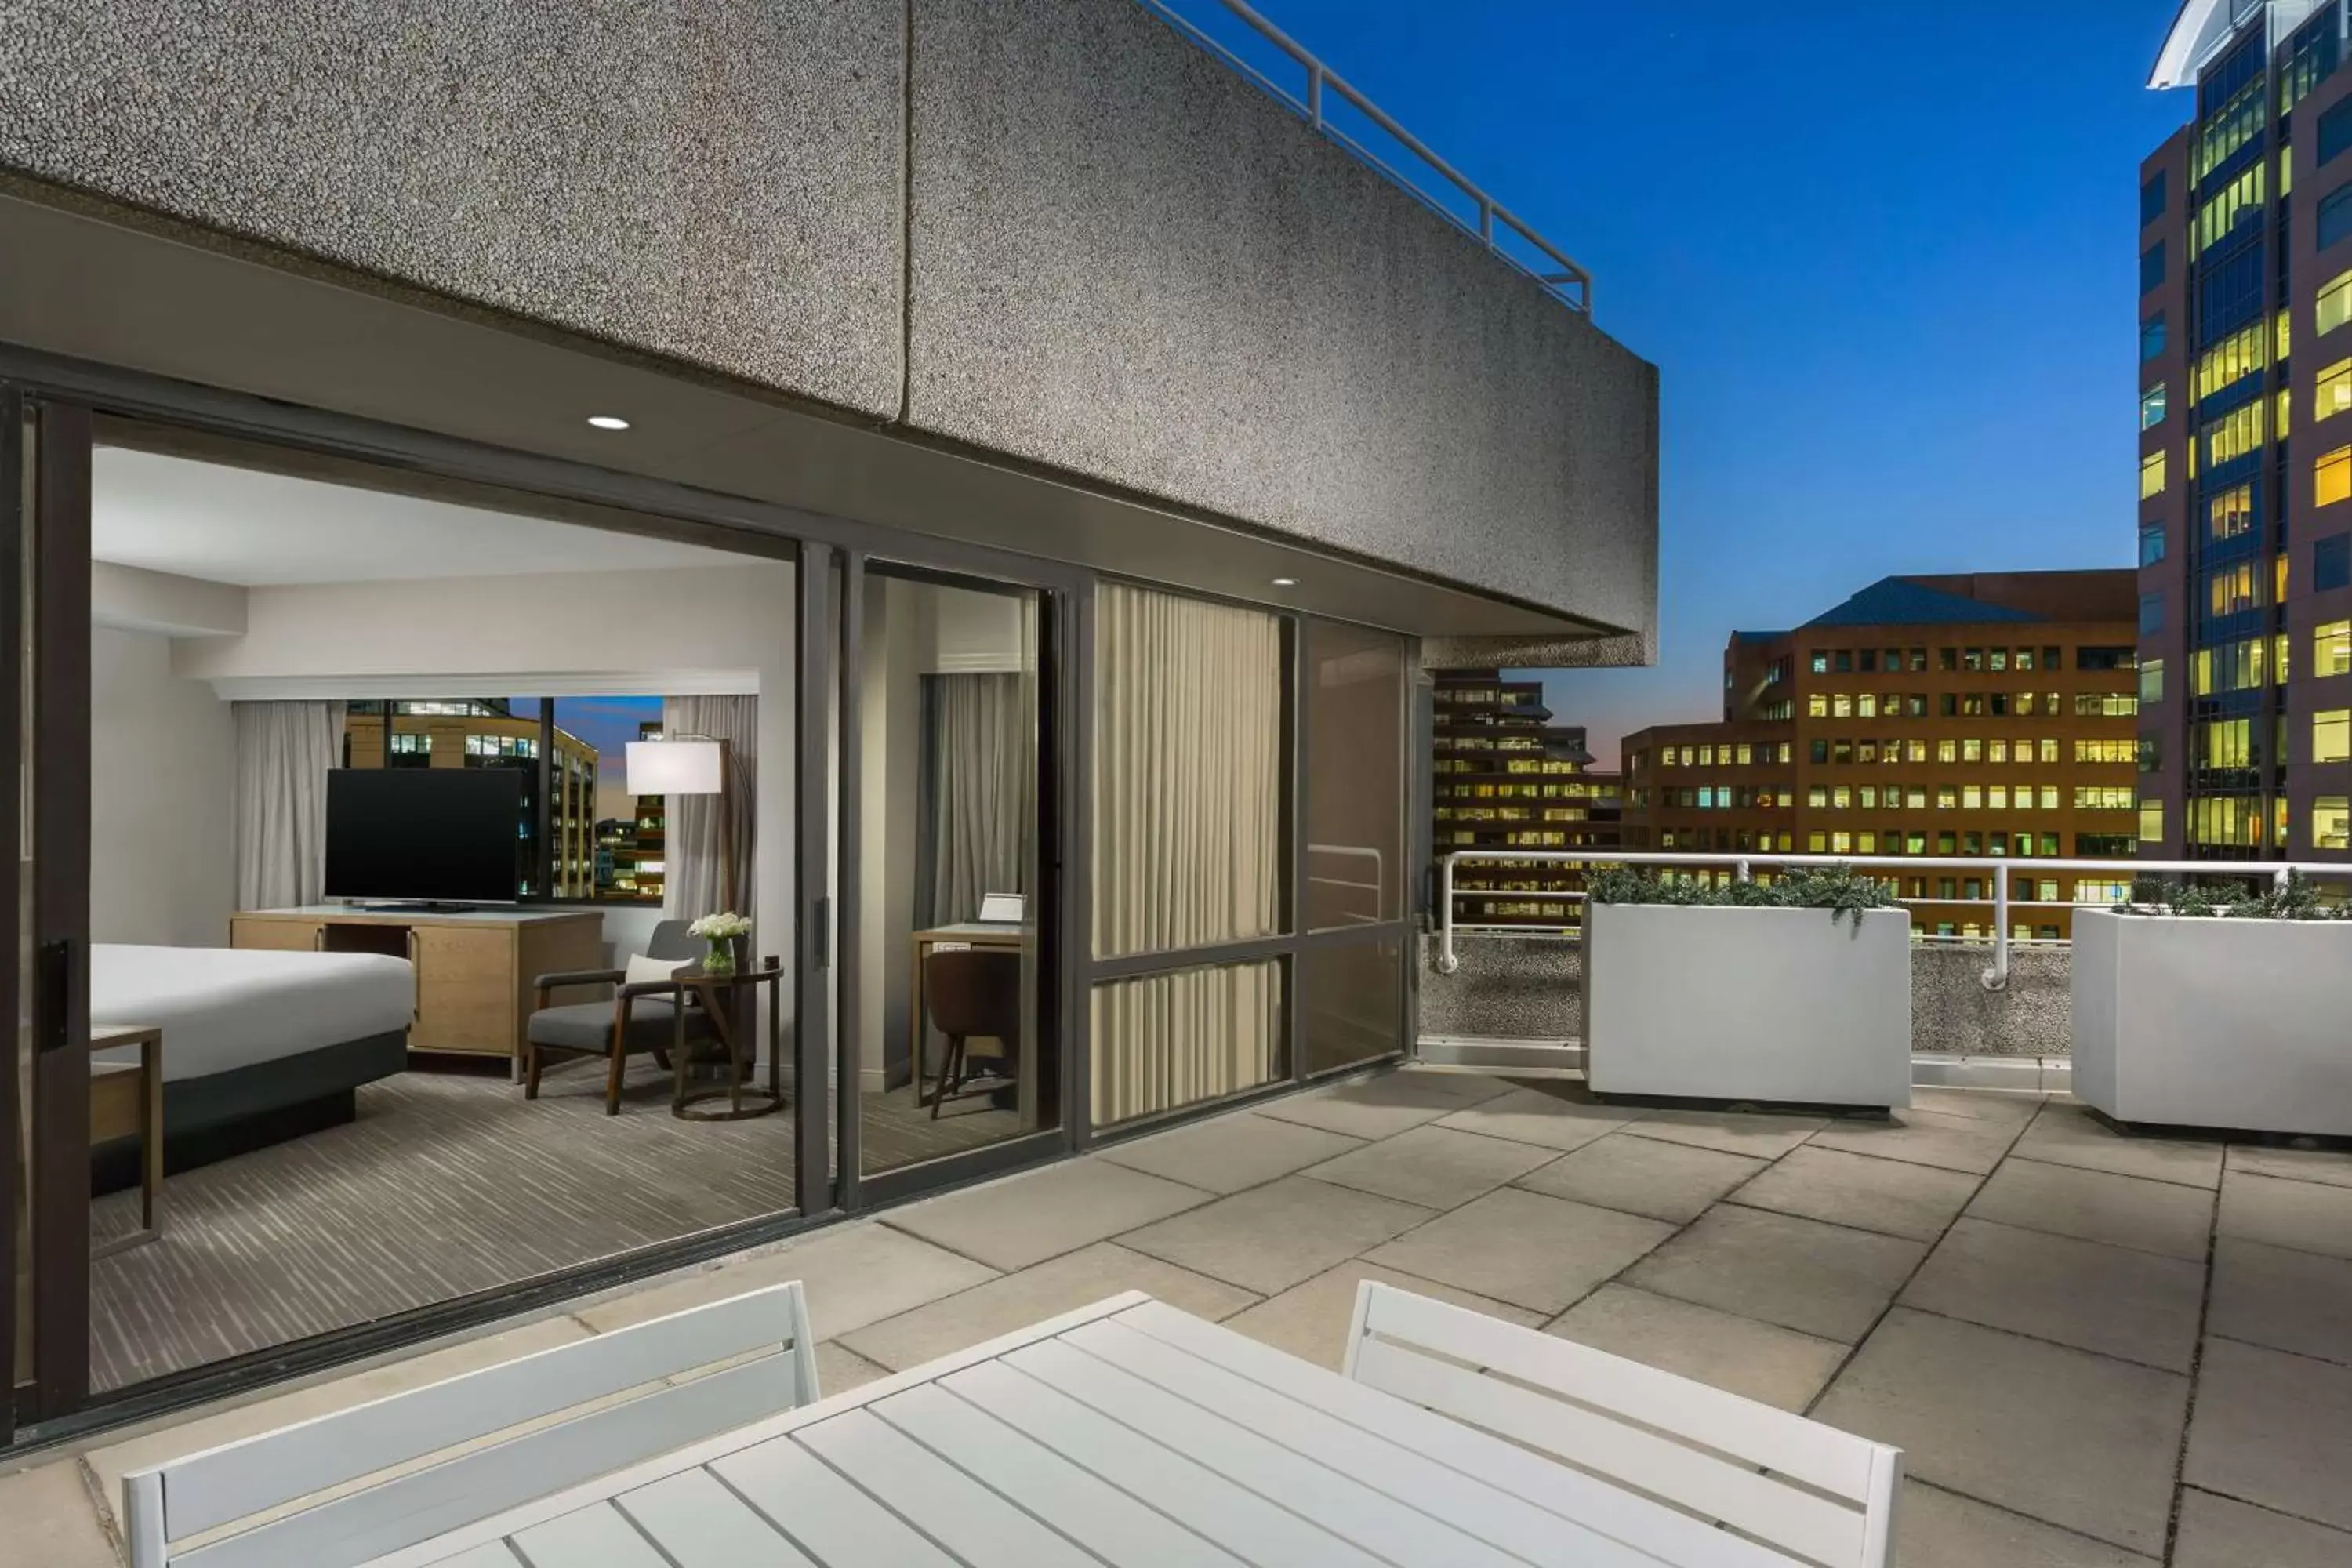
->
[92,944,416,1081]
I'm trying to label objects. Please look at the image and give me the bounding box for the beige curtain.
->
[1092,962,1282,1125]
[233,700,346,909]
[662,696,757,926]
[924,673,1033,926]
[1092,583,1281,956]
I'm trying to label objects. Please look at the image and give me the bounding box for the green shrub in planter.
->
[1586,864,1898,931]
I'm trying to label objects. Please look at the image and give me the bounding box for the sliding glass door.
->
[836,556,1065,1201]
[4,387,93,1435]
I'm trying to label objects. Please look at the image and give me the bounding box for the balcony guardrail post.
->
[1734,858,1751,883]
[1981,862,2010,993]
[1307,61,1324,128]
[1438,854,1460,973]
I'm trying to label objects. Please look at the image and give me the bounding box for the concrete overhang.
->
[0,188,1603,641]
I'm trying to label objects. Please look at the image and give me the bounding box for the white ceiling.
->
[93,447,752,586]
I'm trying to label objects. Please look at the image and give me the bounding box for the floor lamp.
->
[624,733,736,914]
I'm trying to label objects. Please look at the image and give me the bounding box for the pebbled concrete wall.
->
[908,0,1657,632]
[0,0,909,416]
[1422,935,2073,1058]
[0,0,1656,633]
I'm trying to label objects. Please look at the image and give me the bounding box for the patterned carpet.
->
[89,1056,1018,1391]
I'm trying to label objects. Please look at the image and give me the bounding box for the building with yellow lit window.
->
[2143,2,2352,862]
[1432,671,1620,928]
[1620,572,2140,939]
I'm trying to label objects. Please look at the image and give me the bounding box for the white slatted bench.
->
[122,1280,817,1568]
[1345,1282,1903,1568]
[342,1290,1883,1567]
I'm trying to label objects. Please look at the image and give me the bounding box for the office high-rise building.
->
[1432,670,1621,927]
[1621,573,2140,938]
[2142,2,2352,859]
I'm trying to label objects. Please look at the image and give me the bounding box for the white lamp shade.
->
[626,738,724,796]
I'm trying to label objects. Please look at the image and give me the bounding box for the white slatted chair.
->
[1345,1283,1900,1568]
[122,1280,818,1568]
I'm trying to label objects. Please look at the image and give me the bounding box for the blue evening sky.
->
[1186,0,2192,765]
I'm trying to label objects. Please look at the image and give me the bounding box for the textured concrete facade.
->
[1421,934,2074,1058]
[0,0,1656,636]
[0,0,908,415]
[908,0,1657,631]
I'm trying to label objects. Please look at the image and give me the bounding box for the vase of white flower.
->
[688,912,752,977]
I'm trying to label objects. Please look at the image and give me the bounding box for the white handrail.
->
[1137,0,1593,313]
[1435,848,2352,992]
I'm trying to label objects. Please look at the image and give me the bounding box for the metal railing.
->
[1436,849,2352,992]
[1138,0,1594,314]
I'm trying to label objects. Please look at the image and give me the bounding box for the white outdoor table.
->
[363,1291,1799,1568]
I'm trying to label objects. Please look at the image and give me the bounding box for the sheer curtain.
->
[1091,583,1283,1123]
[233,700,346,910]
[921,673,1033,927]
[662,695,757,925]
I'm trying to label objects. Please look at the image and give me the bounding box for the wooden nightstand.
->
[90,1024,163,1258]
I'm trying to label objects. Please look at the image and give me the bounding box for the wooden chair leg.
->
[605,1037,627,1116]
[524,1040,543,1099]
[931,1035,964,1120]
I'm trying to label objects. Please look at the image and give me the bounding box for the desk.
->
[234,906,603,1076]
[906,921,1026,1098]
[89,1024,162,1258]
[363,1291,1751,1567]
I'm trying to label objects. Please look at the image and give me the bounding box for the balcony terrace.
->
[7,1062,2349,1565]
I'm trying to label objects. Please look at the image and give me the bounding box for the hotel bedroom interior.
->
[72,420,1047,1392]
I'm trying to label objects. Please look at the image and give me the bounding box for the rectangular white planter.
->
[2071,908,2352,1136]
[1585,903,1912,1109]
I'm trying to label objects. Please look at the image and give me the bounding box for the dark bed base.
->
[91,1029,409,1194]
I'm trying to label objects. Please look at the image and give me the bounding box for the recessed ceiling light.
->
[586,415,631,431]
[1271,576,1298,587]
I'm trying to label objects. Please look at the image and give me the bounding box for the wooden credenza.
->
[231,906,605,1067]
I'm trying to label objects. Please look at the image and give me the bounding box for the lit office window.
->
[2323,359,2352,425]
[2208,483,2253,539]
[2321,448,2352,508]
[2140,450,2166,499]
[2315,797,2350,851]
[2317,709,2352,765]
[2318,619,2352,677]
[2321,269,2352,336]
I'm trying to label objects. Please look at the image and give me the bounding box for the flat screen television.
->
[324,768,523,905]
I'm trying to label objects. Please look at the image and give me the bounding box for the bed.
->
[91,943,416,1176]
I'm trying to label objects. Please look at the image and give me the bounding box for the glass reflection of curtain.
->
[1092,583,1280,957]
[922,674,1033,927]
[1092,962,1280,1125]
[662,696,757,924]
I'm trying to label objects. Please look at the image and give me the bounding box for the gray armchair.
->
[524,920,724,1115]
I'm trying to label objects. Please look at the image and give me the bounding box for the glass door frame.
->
[4,385,94,1437]
[0,346,1022,1441]
[829,550,1087,1214]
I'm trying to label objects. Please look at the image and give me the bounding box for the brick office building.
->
[1621,572,2140,938]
